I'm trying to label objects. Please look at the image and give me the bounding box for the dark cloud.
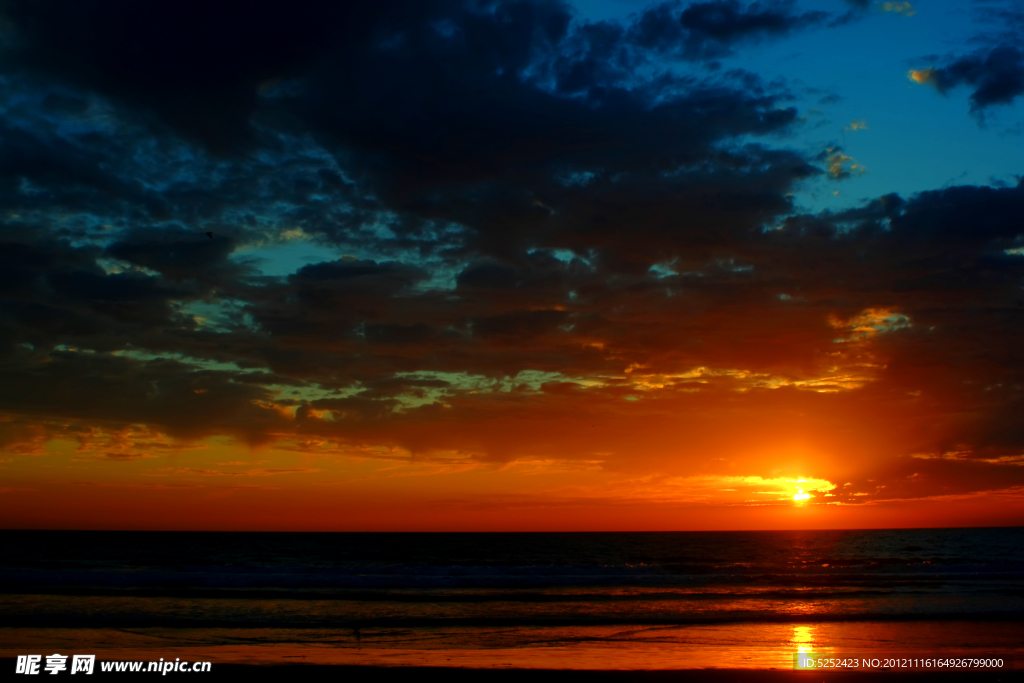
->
[1,0,356,153]
[0,0,814,269]
[916,45,1024,112]
[0,237,186,353]
[678,0,828,54]
[0,350,289,443]
[457,262,523,290]
[623,1,831,62]
[293,259,428,293]
[106,226,243,283]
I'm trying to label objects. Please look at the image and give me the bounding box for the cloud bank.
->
[0,0,1022,522]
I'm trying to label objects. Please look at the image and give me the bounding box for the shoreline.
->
[3,661,1016,682]
[2,620,1019,672]
[212,665,1018,682]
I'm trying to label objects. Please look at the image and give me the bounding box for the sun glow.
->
[791,625,815,652]
[793,488,810,502]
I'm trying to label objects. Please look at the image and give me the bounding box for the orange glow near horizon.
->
[2,257,1024,532]
[2,428,1023,531]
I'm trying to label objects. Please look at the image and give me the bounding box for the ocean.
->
[1,528,1021,672]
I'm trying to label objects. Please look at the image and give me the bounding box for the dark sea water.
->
[2,529,1022,669]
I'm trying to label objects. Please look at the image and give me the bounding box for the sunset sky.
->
[1,0,1023,530]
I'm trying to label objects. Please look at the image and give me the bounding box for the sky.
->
[1,0,1023,531]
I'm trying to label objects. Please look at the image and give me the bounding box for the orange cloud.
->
[824,147,864,179]
[879,2,916,18]
[908,68,935,85]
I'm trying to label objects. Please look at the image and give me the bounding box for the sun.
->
[793,487,810,501]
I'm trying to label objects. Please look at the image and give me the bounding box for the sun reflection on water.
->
[791,624,815,653]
